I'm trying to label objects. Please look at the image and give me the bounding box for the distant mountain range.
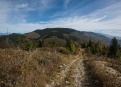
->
[0,28,121,45]
[99,33,121,40]
[0,33,6,36]
[24,28,121,45]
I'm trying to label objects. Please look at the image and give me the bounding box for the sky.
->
[0,0,121,37]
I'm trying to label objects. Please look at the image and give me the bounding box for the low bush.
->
[59,47,70,54]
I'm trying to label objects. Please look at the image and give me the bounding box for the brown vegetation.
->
[1,47,121,87]
[0,48,77,87]
[84,56,121,87]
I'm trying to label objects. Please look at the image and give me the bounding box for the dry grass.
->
[0,48,76,87]
[2,48,121,87]
[84,56,121,87]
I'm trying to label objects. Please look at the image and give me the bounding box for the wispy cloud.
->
[40,0,53,8]
[17,3,28,9]
[0,0,121,37]
[64,0,71,8]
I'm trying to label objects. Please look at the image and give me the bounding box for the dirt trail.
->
[45,56,90,87]
[74,59,89,87]
[37,49,121,87]
[45,58,80,87]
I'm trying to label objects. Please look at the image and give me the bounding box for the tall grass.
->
[0,48,75,87]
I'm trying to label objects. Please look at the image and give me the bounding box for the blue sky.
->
[0,0,121,36]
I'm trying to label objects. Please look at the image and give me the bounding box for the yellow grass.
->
[0,48,77,87]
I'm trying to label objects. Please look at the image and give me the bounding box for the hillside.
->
[0,33,22,43]
[0,28,121,45]
[25,28,116,45]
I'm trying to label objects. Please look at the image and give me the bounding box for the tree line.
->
[17,36,76,54]
[9,36,121,59]
[82,37,121,59]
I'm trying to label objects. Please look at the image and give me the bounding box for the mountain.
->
[0,33,7,36]
[25,28,112,45]
[24,32,40,39]
[1,28,121,45]
[0,33,22,43]
[99,33,121,40]
[0,33,3,36]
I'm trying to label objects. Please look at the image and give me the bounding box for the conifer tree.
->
[109,37,120,58]
[88,39,93,47]
[25,40,33,51]
[95,40,103,53]
[38,39,44,47]
[66,39,75,53]
[17,36,26,49]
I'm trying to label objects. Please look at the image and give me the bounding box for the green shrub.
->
[59,47,70,54]
[66,39,76,53]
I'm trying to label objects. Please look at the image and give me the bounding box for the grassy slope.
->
[1,48,121,87]
[0,48,78,87]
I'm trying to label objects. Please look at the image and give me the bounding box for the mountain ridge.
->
[0,28,121,45]
[26,28,112,45]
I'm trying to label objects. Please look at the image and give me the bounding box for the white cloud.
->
[99,29,121,37]
[0,0,121,37]
[17,3,28,9]
[64,0,71,8]
[1,14,120,36]
[39,0,54,10]
[0,15,116,33]
[90,2,121,18]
